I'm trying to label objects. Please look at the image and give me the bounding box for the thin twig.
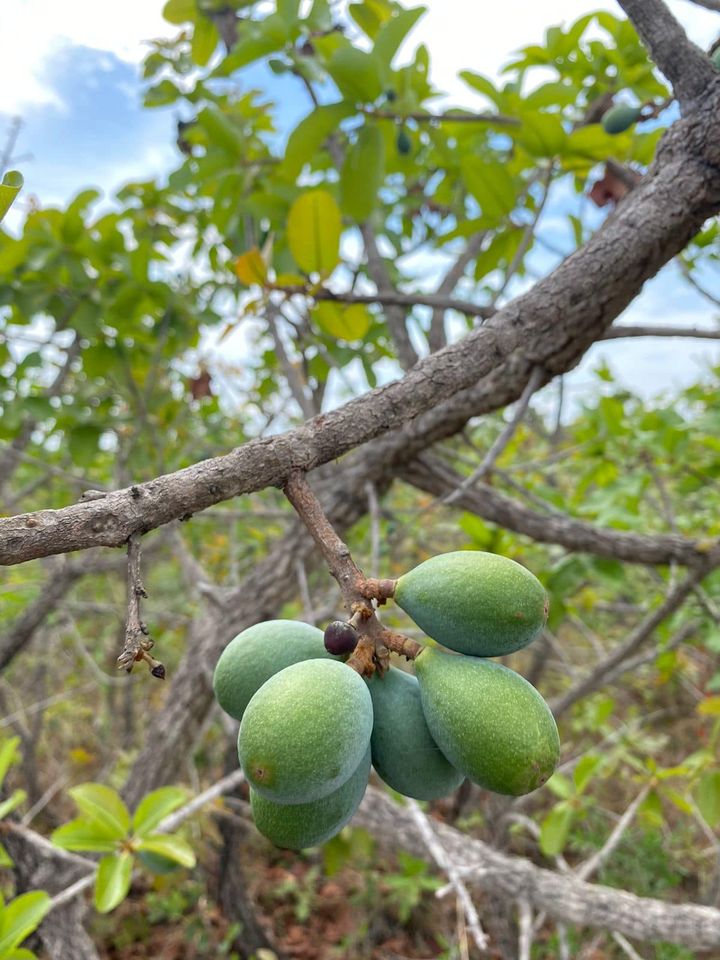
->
[405,798,489,953]
[442,367,545,505]
[116,534,163,678]
[517,898,534,960]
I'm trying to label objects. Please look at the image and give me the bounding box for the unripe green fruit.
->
[396,129,411,156]
[601,104,641,135]
[367,667,464,800]
[138,850,181,875]
[213,620,335,721]
[250,746,371,850]
[415,647,559,796]
[394,551,547,658]
[238,659,374,804]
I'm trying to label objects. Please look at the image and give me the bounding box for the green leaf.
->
[94,853,133,914]
[0,844,13,868]
[136,834,196,868]
[313,302,371,341]
[0,789,26,820]
[287,189,341,276]
[326,47,385,103]
[545,772,574,800]
[539,803,574,857]
[215,15,289,75]
[191,14,219,66]
[51,818,122,854]
[67,424,103,466]
[0,892,50,955]
[197,105,244,157]
[281,102,354,180]
[0,738,21,787]
[68,784,131,838]
[514,112,567,157]
[695,771,720,828]
[460,158,517,224]
[132,786,188,838]
[162,0,196,24]
[339,123,385,222]
[6,949,37,959]
[373,6,425,68]
[0,171,23,224]
[573,755,602,794]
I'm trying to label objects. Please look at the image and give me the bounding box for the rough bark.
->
[1,825,100,960]
[353,787,720,950]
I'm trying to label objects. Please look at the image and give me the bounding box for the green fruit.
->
[712,47,720,69]
[367,667,464,800]
[138,850,181,875]
[396,129,411,156]
[238,659,374,804]
[394,551,547,658]
[601,104,641,135]
[213,620,335,721]
[415,647,559,796]
[250,746,371,850]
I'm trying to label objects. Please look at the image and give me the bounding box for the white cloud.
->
[0,0,172,113]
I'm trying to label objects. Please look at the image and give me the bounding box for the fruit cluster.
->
[213,551,559,850]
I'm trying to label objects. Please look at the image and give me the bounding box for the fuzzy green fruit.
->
[250,746,371,850]
[394,551,547,658]
[238,659,373,804]
[601,104,641,135]
[367,667,464,800]
[415,648,559,796]
[213,620,335,721]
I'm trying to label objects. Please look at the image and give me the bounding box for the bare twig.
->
[405,799,489,953]
[577,784,651,881]
[517,898,533,960]
[116,534,163,678]
[283,471,421,673]
[442,367,545,505]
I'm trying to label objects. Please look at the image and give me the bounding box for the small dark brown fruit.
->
[323,621,358,655]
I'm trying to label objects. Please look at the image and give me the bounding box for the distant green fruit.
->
[213,620,335,721]
[250,746,371,850]
[396,129,411,156]
[394,551,547,658]
[238,659,374,804]
[415,647,559,796]
[601,104,641,135]
[367,667,464,800]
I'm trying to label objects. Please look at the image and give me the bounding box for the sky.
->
[1,0,719,414]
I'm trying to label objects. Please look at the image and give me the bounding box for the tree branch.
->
[401,455,720,568]
[354,787,720,950]
[617,0,717,106]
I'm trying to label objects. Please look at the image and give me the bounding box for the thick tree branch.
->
[354,788,720,950]
[618,0,718,106]
[401,455,720,568]
[4,102,720,566]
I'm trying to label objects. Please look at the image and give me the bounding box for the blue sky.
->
[1,0,719,415]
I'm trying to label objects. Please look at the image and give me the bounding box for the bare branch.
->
[577,784,652,882]
[355,787,720,950]
[681,0,720,12]
[405,798,489,952]
[401,455,720,568]
[442,367,545,505]
[618,0,717,106]
[116,534,163,678]
[552,567,712,716]
[359,224,419,370]
[429,231,489,351]
[603,324,720,340]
